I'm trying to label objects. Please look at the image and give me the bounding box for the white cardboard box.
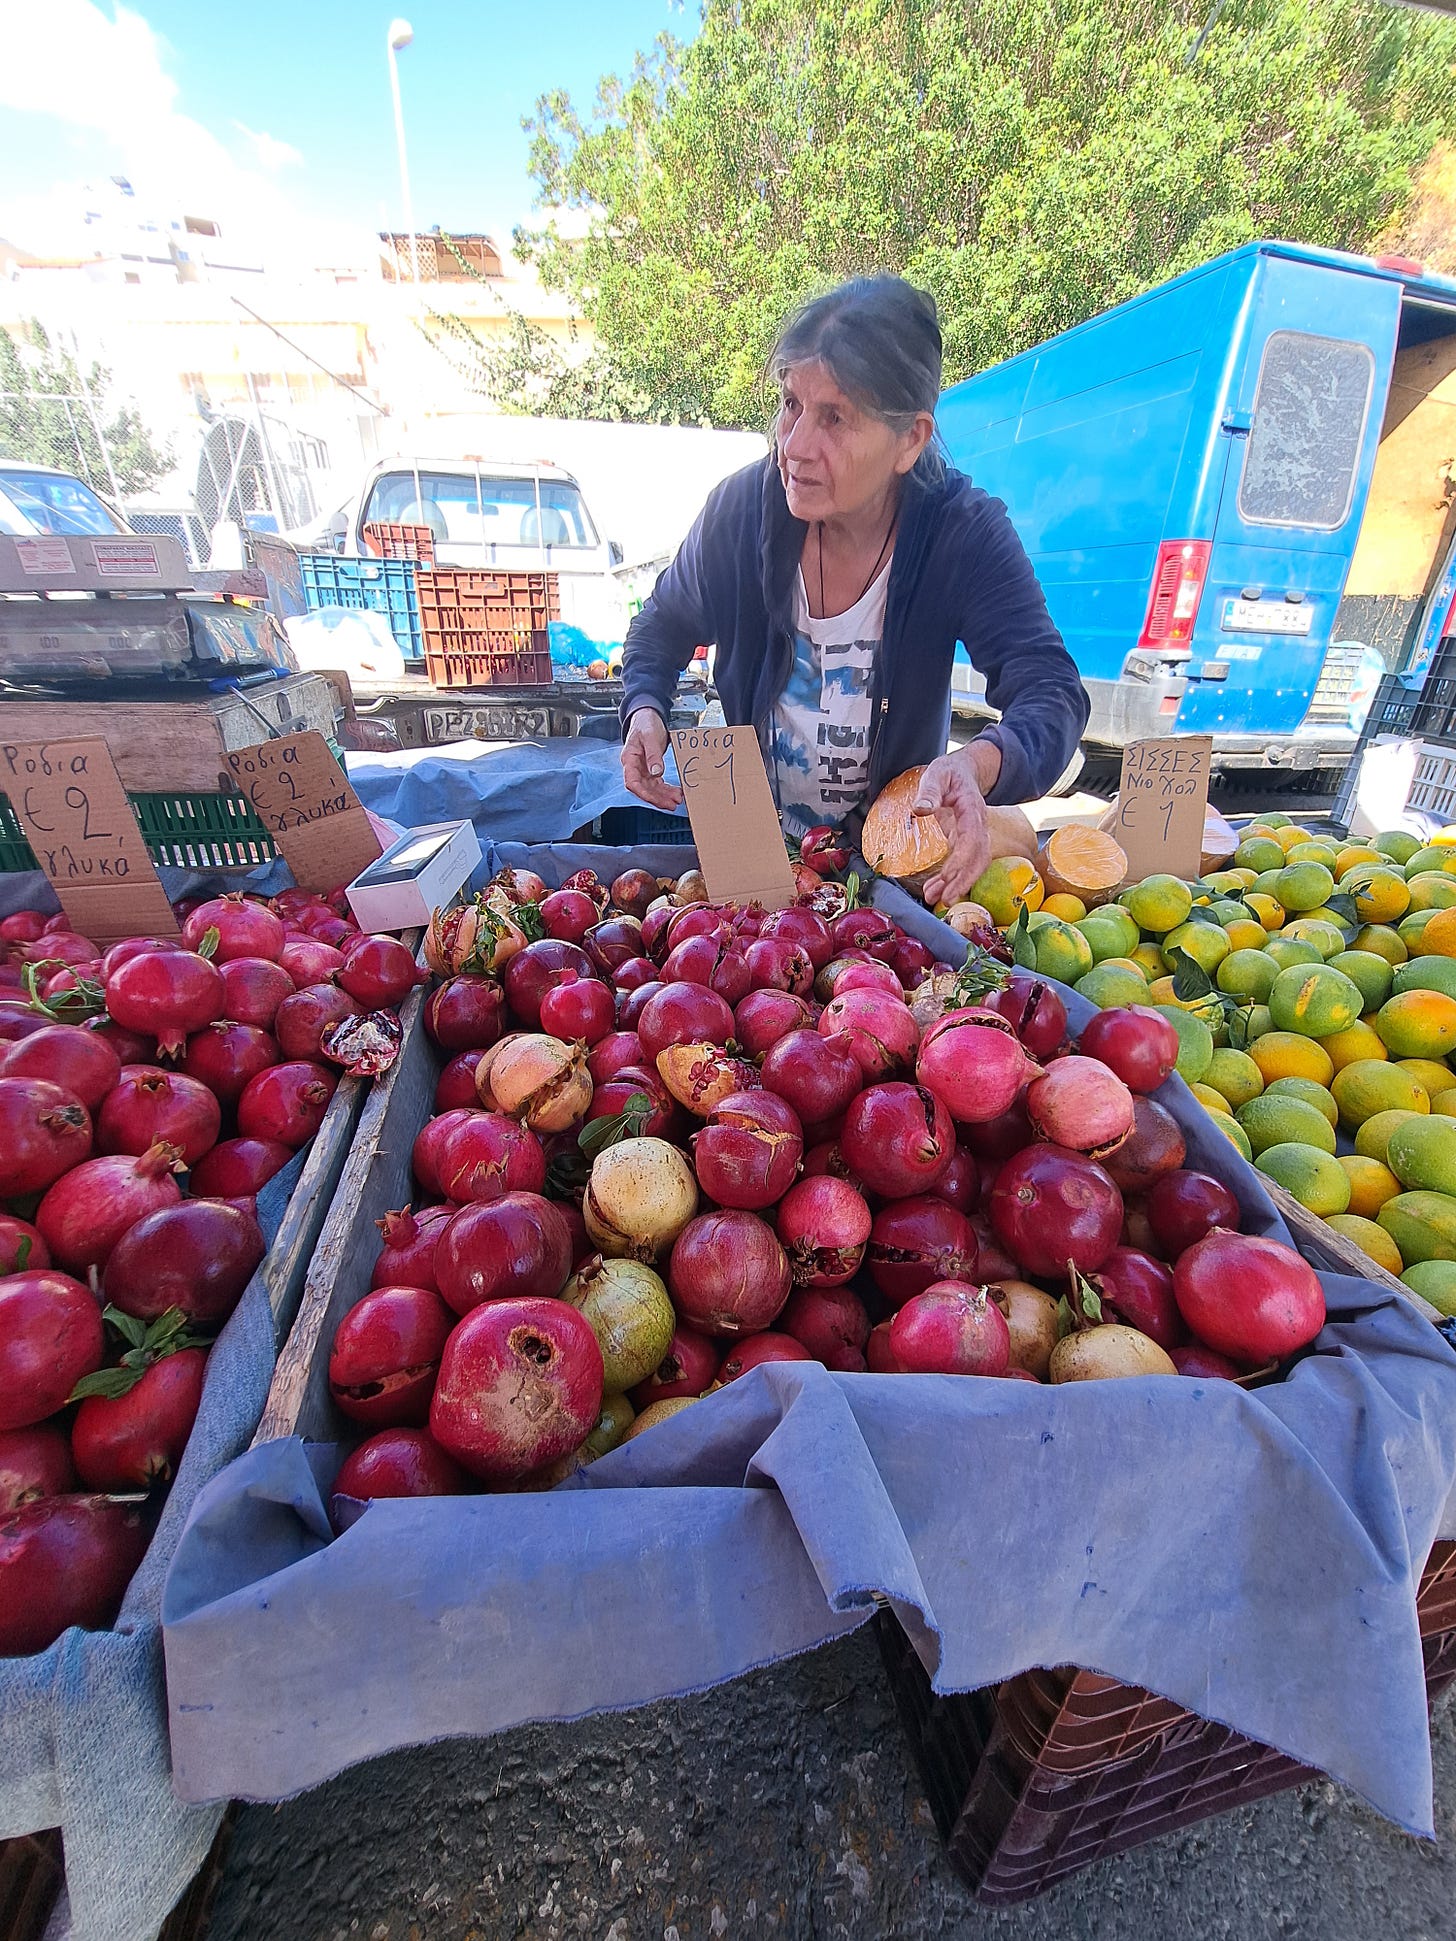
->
[345,819,482,932]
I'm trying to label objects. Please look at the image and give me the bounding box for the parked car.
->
[320,456,629,647]
[0,460,130,538]
[937,240,1456,792]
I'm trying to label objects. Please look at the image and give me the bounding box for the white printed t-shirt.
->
[770,559,889,840]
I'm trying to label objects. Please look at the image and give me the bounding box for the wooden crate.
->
[0,674,339,794]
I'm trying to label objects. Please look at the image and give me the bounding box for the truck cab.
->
[938,242,1456,794]
[336,456,627,647]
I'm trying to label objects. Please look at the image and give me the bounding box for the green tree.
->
[519,0,1456,426]
[0,319,170,494]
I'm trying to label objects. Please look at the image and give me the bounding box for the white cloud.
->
[0,0,331,260]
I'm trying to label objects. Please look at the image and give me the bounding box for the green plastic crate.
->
[0,791,277,874]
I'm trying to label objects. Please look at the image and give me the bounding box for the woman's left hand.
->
[913,742,1002,907]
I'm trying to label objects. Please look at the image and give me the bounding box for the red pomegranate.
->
[1078,1007,1181,1094]
[0,1271,105,1430]
[0,1215,47,1276]
[72,1346,209,1491]
[104,1201,265,1326]
[988,1145,1123,1280]
[0,1026,119,1111]
[274,985,362,1060]
[1173,1232,1325,1367]
[0,1076,92,1196]
[637,984,735,1057]
[434,1193,574,1315]
[36,1143,185,1275]
[371,1204,455,1293]
[0,1495,151,1655]
[332,1428,468,1511]
[867,1196,978,1307]
[336,936,422,1009]
[982,975,1069,1059]
[760,1029,862,1125]
[429,1296,605,1482]
[690,1091,803,1210]
[779,1285,870,1371]
[0,1424,75,1511]
[734,989,817,1058]
[916,1007,1038,1123]
[236,1061,337,1147]
[774,1176,872,1286]
[718,1333,811,1382]
[424,976,507,1053]
[1146,1171,1240,1259]
[188,1137,292,1199]
[630,1324,721,1407]
[840,1083,953,1199]
[668,1210,792,1335]
[1026,1057,1135,1157]
[328,1284,456,1428]
[890,1280,1011,1378]
[817,987,919,1080]
[218,956,295,1027]
[97,1066,221,1167]
[502,940,594,1026]
[104,949,225,1056]
[1093,1247,1187,1351]
[1102,1097,1187,1193]
[438,1111,546,1204]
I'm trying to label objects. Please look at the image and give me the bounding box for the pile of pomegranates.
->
[0,883,415,1656]
[326,857,1327,1516]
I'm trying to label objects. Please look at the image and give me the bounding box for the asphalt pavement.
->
[207,1625,1456,1941]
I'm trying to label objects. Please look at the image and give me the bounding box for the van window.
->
[1238,331,1373,530]
[364,471,598,549]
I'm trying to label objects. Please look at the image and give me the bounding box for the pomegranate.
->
[817,956,901,1003]
[435,1193,573,1315]
[539,977,616,1046]
[0,1075,93,1195]
[97,1066,221,1167]
[0,1005,53,1044]
[1146,1171,1240,1259]
[630,1323,720,1406]
[1172,1344,1243,1380]
[1102,1097,1187,1194]
[731,990,811,1058]
[423,899,523,977]
[668,1210,791,1336]
[989,1146,1123,1279]
[0,1424,75,1510]
[993,1280,1060,1380]
[0,911,47,944]
[1078,1007,1181,1095]
[439,1112,547,1204]
[274,985,361,1060]
[502,940,594,1026]
[1174,1231,1325,1367]
[490,865,548,906]
[744,935,815,996]
[99,937,174,978]
[584,1137,698,1261]
[841,1083,953,1199]
[583,1070,682,1144]
[760,906,834,971]
[333,935,419,1009]
[779,1285,870,1371]
[429,1296,605,1482]
[1051,1323,1177,1383]
[588,1031,645,1084]
[424,975,507,1053]
[488,1035,593,1133]
[653,1043,755,1117]
[0,1215,47,1276]
[0,1271,104,1429]
[891,1280,1011,1377]
[610,868,660,919]
[412,1108,477,1197]
[959,1096,1035,1161]
[0,1025,119,1111]
[929,1145,980,1215]
[868,1197,978,1306]
[21,932,96,968]
[718,1333,811,1381]
[888,936,937,989]
[617,980,665,1030]
[371,1204,454,1292]
[105,949,225,1056]
[538,889,600,944]
[612,957,659,994]
[236,1060,338,1147]
[36,1143,185,1275]
[72,1344,208,1491]
[866,1321,905,1372]
[831,907,895,954]
[180,895,282,963]
[584,916,646,976]
[434,1050,486,1111]
[970,1216,1019,1285]
[104,1201,265,1326]
[1026,1057,1135,1157]
[760,1029,862,1125]
[189,1137,292,1199]
[179,1021,279,1105]
[277,938,345,988]
[817,987,919,1080]
[690,1090,803,1210]
[0,1495,150,1655]
[1094,1247,1187,1351]
[661,934,751,1005]
[663,907,729,954]
[916,1007,1037,1123]
[774,1176,872,1285]
[637,984,735,1057]
[563,1255,676,1393]
[983,975,1068,1060]
[332,1428,468,1512]
[328,1284,455,1427]
[217,956,294,1028]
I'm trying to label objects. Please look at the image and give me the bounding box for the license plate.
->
[1222,597,1314,636]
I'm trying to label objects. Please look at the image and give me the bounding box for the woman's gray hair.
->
[769,275,947,485]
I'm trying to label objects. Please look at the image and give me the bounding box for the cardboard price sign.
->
[1110,734,1213,882]
[224,731,382,893]
[0,737,179,944]
[670,726,797,910]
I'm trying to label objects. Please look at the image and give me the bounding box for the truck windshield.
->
[0,469,124,537]
[364,470,598,549]
[1238,331,1374,531]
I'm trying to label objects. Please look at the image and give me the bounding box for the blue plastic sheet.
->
[161,852,1456,1835]
[346,738,641,844]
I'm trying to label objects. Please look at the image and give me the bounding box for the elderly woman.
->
[618,275,1088,905]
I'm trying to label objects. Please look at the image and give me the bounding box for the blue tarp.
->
[162,850,1456,1837]
[346,738,654,845]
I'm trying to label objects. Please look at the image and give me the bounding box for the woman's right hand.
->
[621,709,684,811]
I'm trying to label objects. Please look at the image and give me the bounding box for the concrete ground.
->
[207,1625,1456,1941]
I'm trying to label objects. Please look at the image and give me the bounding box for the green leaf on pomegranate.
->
[195,926,221,961]
[513,900,546,942]
[13,1235,30,1273]
[69,1363,147,1402]
[577,1090,655,1159]
[952,946,1010,1005]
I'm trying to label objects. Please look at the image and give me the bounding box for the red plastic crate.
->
[417,568,560,688]
[878,1539,1456,1904]
[361,522,435,564]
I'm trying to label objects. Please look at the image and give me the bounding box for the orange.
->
[1248,1032,1334,1088]
[1338,1155,1403,1219]
[1416,906,1456,958]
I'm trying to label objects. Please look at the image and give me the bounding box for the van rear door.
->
[1176,253,1399,740]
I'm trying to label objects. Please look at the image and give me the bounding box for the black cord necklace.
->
[817,510,896,621]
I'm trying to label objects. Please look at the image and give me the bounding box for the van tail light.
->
[1139,540,1211,650]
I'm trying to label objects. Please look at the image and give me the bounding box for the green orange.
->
[1264,1076,1338,1126]
[1236,1093,1337,1158]
[1329,1059,1429,1132]
[1266,962,1364,1039]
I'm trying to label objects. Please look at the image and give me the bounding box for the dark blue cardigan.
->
[619,454,1089,807]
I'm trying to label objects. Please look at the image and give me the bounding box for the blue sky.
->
[0,0,693,252]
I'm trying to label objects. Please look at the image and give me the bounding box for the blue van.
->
[937,241,1456,793]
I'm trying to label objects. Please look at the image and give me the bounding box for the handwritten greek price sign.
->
[670,726,797,910]
[1,738,179,944]
[224,731,382,893]
[1112,734,1213,882]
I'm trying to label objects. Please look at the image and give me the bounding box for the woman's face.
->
[775,360,930,526]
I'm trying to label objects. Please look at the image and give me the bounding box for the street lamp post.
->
[386,19,422,288]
